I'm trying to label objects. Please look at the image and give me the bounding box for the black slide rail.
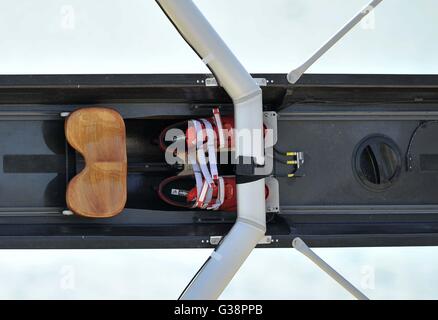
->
[0,73,438,249]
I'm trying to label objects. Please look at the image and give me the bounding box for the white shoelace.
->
[187,109,225,210]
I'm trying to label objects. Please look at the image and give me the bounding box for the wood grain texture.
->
[65,107,127,218]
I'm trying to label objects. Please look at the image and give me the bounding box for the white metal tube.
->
[292,237,369,300]
[156,0,260,100]
[157,0,264,165]
[287,0,383,84]
[234,93,264,165]
[156,0,266,300]
[181,220,265,300]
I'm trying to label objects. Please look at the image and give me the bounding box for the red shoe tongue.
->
[186,126,197,147]
[186,187,198,203]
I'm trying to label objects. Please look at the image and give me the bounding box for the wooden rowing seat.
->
[65,107,127,218]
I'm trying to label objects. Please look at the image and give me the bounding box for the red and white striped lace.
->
[188,108,225,210]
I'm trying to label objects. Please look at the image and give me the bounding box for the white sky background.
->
[0,0,437,299]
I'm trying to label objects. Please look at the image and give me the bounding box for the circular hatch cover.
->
[353,135,401,191]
